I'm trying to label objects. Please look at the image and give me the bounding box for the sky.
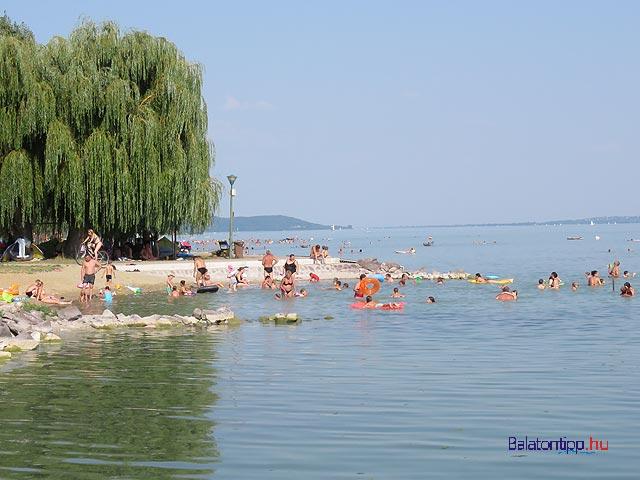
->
[4,1,639,226]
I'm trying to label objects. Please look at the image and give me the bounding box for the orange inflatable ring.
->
[359,278,381,296]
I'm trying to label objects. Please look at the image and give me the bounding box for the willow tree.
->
[0,19,219,246]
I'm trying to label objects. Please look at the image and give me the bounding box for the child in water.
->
[571,282,579,291]
[391,287,404,298]
[103,286,113,302]
[537,279,546,290]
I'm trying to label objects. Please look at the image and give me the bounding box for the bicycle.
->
[75,244,109,266]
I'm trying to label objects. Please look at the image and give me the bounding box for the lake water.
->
[1,225,639,479]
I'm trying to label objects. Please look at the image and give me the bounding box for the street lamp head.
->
[227,174,237,186]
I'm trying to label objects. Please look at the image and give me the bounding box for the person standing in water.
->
[620,282,635,297]
[261,250,278,279]
[284,254,299,280]
[103,260,116,289]
[609,260,621,278]
[193,256,207,286]
[548,272,561,289]
[80,255,100,301]
[279,270,295,298]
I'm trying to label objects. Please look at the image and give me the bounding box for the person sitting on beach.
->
[309,273,320,282]
[620,282,635,297]
[571,282,579,291]
[26,280,71,305]
[295,288,308,297]
[262,250,277,278]
[279,270,295,298]
[426,296,436,303]
[474,273,489,284]
[193,257,208,286]
[391,287,404,298]
[609,260,621,278]
[548,272,561,289]
[262,274,276,289]
[354,274,367,298]
[537,279,546,290]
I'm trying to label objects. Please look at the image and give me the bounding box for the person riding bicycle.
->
[82,229,103,259]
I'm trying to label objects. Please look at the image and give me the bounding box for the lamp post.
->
[227,174,237,258]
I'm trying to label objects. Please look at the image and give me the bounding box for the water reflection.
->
[0,331,219,479]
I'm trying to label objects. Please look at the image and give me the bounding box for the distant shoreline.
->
[373,217,640,230]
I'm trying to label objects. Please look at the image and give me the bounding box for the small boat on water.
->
[567,236,583,240]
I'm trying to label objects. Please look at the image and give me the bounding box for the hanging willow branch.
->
[0,19,219,238]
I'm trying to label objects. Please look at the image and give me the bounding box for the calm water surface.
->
[1,225,639,479]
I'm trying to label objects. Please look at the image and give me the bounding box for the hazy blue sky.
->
[5,1,639,226]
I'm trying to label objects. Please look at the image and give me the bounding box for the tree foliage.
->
[0,19,219,238]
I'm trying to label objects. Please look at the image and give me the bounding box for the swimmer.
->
[608,260,621,278]
[332,280,342,291]
[598,278,606,286]
[623,271,636,278]
[620,282,635,297]
[279,270,295,298]
[179,280,191,295]
[384,273,393,283]
[537,279,546,290]
[261,274,276,289]
[426,296,436,303]
[391,287,405,298]
[587,270,600,287]
[170,286,180,298]
[309,273,320,282]
[295,288,308,297]
[548,272,561,289]
[354,274,367,298]
[343,283,349,289]
[496,289,518,301]
[399,273,409,287]
[362,295,377,309]
[571,282,579,291]
[436,277,445,285]
[474,273,489,284]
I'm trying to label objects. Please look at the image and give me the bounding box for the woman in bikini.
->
[82,229,103,259]
[279,270,295,298]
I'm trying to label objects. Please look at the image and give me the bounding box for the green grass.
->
[22,302,56,317]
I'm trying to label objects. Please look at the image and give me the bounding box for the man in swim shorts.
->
[80,255,100,301]
[262,250,277,278]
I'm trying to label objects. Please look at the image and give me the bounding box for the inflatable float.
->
[358,278,381,296]
[468,278,514,285]
[351,302,405,310]
[367,274,385,282]
[196,285,219,294]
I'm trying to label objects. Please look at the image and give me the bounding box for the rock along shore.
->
[0,303,235,362]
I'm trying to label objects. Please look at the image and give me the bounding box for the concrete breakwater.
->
[0,303,235,361]
[119,256,470,283]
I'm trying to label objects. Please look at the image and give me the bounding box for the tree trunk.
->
[63,225,84,258]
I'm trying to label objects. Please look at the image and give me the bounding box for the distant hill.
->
[208,215,353,232]
[394,215,640,228]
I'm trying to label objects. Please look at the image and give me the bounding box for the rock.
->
[32,321,53,334]
[0,351,11,360]
[43,333,62,342]
[27,310,45,323]
[3,339,39,351]
[57,306,82,321]
[31,331,42,341]
[203,309,234,324]
[140,315,160,324]
[156,318,173,328]
[101,309,117,319]
[0,322,14,337]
